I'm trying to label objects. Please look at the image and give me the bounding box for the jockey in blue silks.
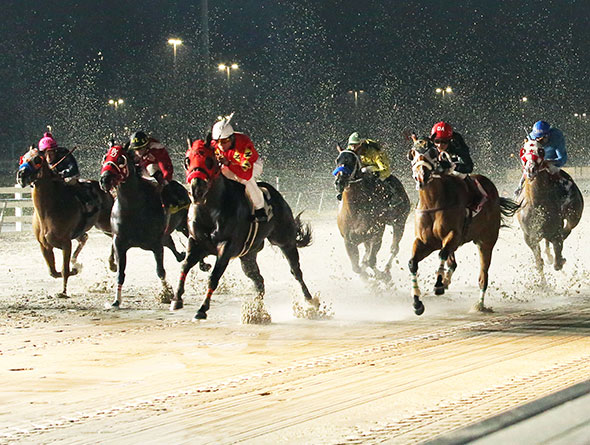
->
[514,120,572,199]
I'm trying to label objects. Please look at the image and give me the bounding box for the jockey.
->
[430,122,487,213]
[37,132,97,216]
[38,132,80,182]
[128,131,189,213]
[211,113,267,222]
[346,132,400,195]
[514,120,571,198]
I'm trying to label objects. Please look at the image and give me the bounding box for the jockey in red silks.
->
[128,130,189,212]
[210,113,267,222]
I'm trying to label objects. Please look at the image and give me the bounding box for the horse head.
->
[408,137,438,189]
[184,138,220,203]
[100,144,131,192]
[333,150,361,195]
[17,146,44,187]
[520,140,546,181]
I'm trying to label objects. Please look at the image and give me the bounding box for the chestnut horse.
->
[170,138,319,321]
[333,149,410,279]
[517,140,583,282]
[99,143,189,308]
[408,141,519,315]
[17,147,114,297]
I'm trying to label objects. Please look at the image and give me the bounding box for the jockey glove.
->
[439,160,452,170]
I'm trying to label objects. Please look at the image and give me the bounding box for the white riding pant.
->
[221,158,265,210]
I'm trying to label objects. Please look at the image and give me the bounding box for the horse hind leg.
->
[472,242,494,313]
[279,244,317,306]
[344,239,364,276]
[544,239,554,265]
[153,246,173,304]
[240,251,265,297]
[443,253,457,289]
[240,252,272,324]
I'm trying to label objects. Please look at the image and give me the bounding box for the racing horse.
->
[517,140,583,282]
[17,147,114,297]
[99,143,190,308]
[170,138,319,321]
[407,137,519,315]
[333,148,410,279]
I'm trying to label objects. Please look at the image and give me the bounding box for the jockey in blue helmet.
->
[514,120,571,199]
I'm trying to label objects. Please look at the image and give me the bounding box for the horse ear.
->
[123,141,130,150]
[407,149,415,161]
[205,132,213,148]
[183,156,190,171]
[410,133,418,143]
[336,143,343,152]
[186,136,192,151]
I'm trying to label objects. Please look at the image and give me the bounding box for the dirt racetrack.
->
[1,208,590,444]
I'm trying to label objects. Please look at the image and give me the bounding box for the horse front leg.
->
[163,233,186,262]
[434,231,460,295]
[344,238,364,276]
[473,241,494,313]
[40,244,60,278]
[551,238,566,271]
[106,236,127,309]
[364,234,383,277]
[71,233,88,273]
[409,239,435,316]
[195,243,232,320]
[523,233,545,285]
[172,238,207,311]
[58,240,73,298]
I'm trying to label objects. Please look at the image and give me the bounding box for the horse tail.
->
[499,197,520,217]
[294,212,313,248]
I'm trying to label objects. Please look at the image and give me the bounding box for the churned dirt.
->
[1,208,590,444]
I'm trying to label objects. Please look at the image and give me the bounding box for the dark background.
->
[1,0,589,180]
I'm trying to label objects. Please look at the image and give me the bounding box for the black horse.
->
[333,148,410,279]
[99,143,189,308]
[170,138,319,321]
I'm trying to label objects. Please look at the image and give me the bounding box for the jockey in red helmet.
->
[429,122,487,214]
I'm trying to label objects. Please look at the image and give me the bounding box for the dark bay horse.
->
[517,140,583,281]
[408,140,519,315]
[170,138,319,321]
[17,147,114,297]
[99,143,189,308]
[334,149,410,279]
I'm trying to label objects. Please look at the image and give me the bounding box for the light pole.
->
[168,38,182,65]
[435,86,453,98]
[348,90,364,108]
[574,112,587,120]
[218,63,239,84]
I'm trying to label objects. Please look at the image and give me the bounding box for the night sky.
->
[2,0,589,175]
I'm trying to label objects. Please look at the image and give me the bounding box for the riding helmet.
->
[529,120,551,140]
[430,122,453,141]
[129,131,149,150]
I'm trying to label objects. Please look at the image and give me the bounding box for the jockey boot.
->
[465,176,488,214]
[254,208,268,223]
[514,175,525,200]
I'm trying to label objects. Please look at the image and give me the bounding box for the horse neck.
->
[115,163,145,204]
[524,169,555,205]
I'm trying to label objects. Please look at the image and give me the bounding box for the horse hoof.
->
[176,252,186,262]
[56,292,69,299]
[170,300,183,311]
[194,310,207,320]
[199,261,212,272]
[104,300,120,310]
[413,300,425,316]
[434,286,445,295]
[554,258,566,271]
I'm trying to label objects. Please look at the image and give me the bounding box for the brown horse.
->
[517,140,583,282]
[407,139,519,315]
[333,149,410,279]
[17,147,114,297]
